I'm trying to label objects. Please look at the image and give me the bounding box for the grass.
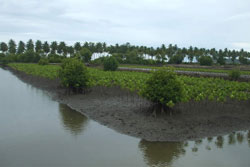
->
[119,64,250,75]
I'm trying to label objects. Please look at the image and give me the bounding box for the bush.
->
[38,58,49,65]
[168,54,184,64]
[0,57,9,65]
[199,56,213,66]
[80,48,92,63]
[217,55,225,65]
[103,56,119,71]
[59,58,89,92]
[141,68,184,109]
[229,69,241,80]
[239,56,248,65]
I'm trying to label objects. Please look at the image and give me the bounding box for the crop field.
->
[9,63,250,105]
[119,64,250,75]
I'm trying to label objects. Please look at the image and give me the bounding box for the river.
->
[0,67,250,167]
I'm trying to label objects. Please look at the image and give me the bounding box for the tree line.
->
[0,39,250,65]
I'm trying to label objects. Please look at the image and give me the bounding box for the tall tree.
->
[26,39,34,51]
[50,41,57,54]
[43,41,50,54]
[80,48,92,63]
[74,42,81,52]
[35,40,42,53]
[8,39,16,54]
[0,42,8,53]
[57,42,66,55]
[67,46,74,57]
[17,41,25,54]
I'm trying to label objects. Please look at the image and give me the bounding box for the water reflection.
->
[139,140,186,167]
[139,131,250,167]
[59,104,88,135]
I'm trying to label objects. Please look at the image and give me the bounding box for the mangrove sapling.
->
[141,67,184,115]
[59,58,90,93]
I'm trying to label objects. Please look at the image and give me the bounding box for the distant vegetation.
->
[1,39,250,66]
[103,56,119,71]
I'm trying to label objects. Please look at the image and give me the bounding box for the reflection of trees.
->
[139,131,250,167]
[59,104,88,135]
[139,140,186,167]
[215,136,224,148]
[228,133,236,145]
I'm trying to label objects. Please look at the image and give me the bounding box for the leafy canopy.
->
[59,58,90,90]
[142,67,184,108]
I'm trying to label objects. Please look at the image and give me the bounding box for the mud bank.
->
[6,67,250,141]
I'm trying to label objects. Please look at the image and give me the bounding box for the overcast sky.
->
[0,0,250,50]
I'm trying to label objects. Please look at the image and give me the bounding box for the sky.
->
[0,0,250,51]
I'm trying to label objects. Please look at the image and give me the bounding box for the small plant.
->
[199,56,213,66]
[228,69,241,81]
[103,56,119,71]
[59,58,90,92]
[38,58,49,65]
[141,67,184,112]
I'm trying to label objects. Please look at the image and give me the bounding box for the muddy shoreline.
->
[6,67,250,141]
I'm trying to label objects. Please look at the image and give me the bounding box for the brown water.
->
[0,67,250,167]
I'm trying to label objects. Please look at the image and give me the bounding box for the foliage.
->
[8,39,16,54]
[17,41,25,54]
[38,58,49,65]
[21,50,40,63]
[0,53,8,65]
[103,56,119,71]
[0,42,8,53]
[119,64,250,75]
[48,54,62,63]
[59,59,90,91]
[3,38,250,66]
[9,63,250,104]
[217,55,225,65]
[239,56,248,65]
[9,63,59,79]
[80,48,92,63]
[199,56,213,66]
[228,69,241,81]
[168,54,184,64]
[26,39,34,51]
[141,68,184,108]
[43,41,50,54]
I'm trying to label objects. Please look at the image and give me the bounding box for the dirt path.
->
[7,67,250,141]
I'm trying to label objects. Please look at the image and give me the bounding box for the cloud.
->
[0,0,250,51]
[231,42,250,51]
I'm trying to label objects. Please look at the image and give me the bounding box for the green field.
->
[119,64,250,75]
[9,63,250,105]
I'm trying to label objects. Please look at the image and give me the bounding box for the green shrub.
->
[229,69,241,80]
[168,54,184,64]
[59,58,89,92]
[38,58,49,65]
[239,56,248,65]
[103,56,119,71]
[141,67,184,109]
[80,48,92,63]
[217,55,225,65]
[0,57,9,65]
[199,56,213,66]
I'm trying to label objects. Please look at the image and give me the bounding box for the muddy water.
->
[0,67,250,167]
